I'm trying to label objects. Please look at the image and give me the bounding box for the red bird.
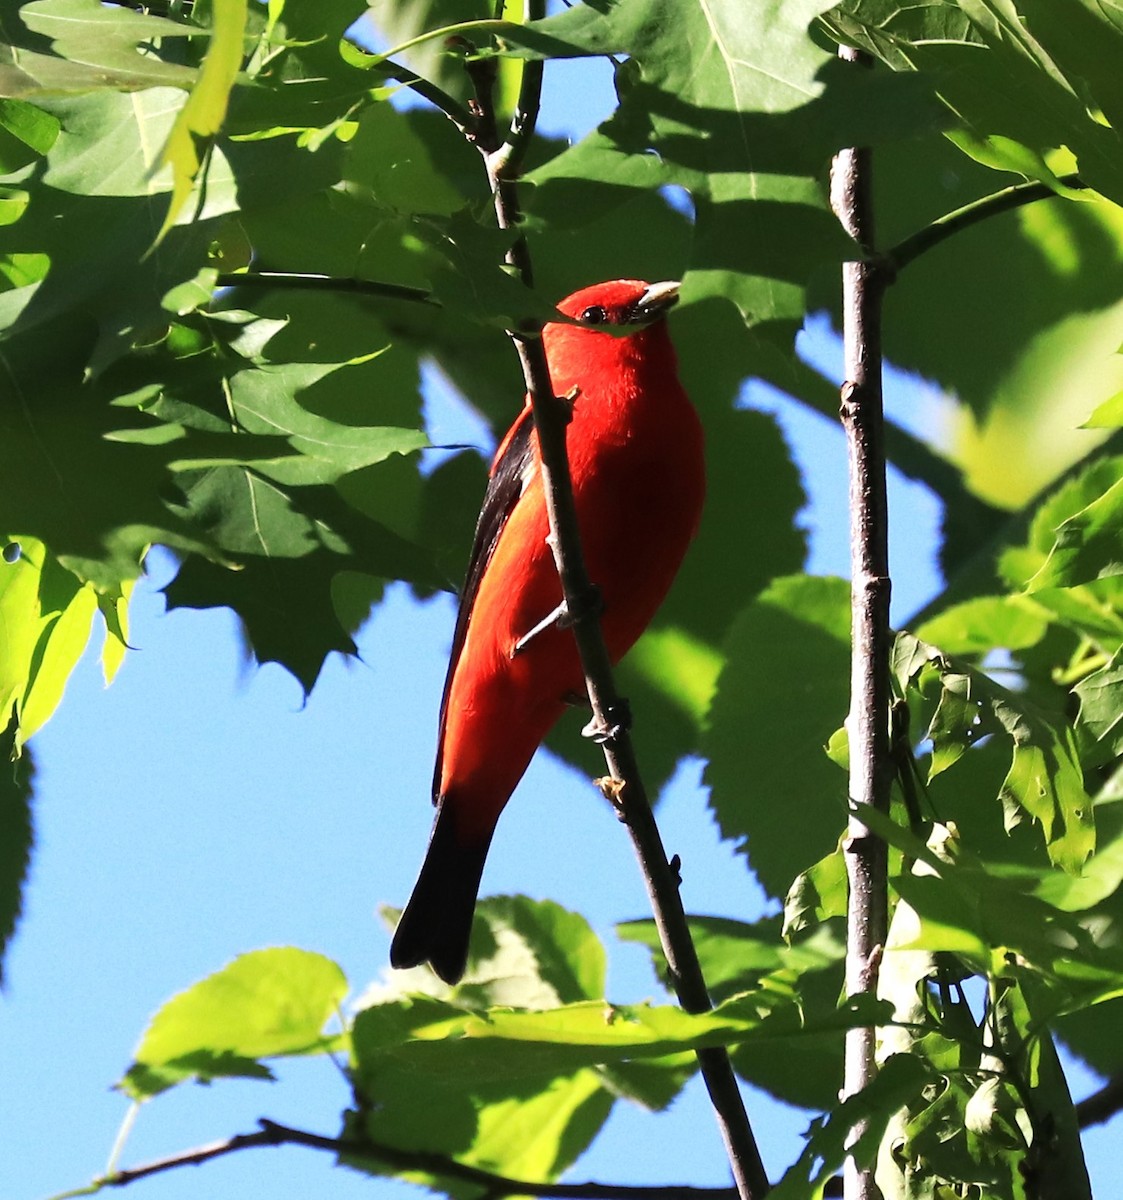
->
[390,279,705,983]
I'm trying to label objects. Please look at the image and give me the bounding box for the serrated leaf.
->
[356,897,618,1186]
[769,1053,932,1200]
[120,947,347,1100]
[895,633,1095,872]
[1074,646,1123,755]
[1001,456,1123,588]
[1027,464,1123,591]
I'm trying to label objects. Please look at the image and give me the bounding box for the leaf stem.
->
[462,19,769,1200]
[886,174,1086,273]
[830,45,894,1200]
[214,271,437,305]
[1077,1076,1123,1129]
[372,57,475,131]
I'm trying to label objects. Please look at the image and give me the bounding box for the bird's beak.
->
[630,280,681,325]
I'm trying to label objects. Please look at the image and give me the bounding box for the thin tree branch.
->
[214,271,437,305]
[62,1117,743,1200]
[830,45,893,1200]
[885,174,1086,274]
[461,23,769,1200]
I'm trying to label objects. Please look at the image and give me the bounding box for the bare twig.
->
[64,1117,743,1200]
[461,19,769,1200]
[830,45,893,1200]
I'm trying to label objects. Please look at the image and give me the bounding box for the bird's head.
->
[553,279,681,332]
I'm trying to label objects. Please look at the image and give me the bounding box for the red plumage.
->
[390,279,705,983]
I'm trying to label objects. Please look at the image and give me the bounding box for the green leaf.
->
[784,846,848,934]
[225,359,428,485]
[828,0,1123,205]
[358,897,638,1181]
[0,98,58,170]
[705,576,851,897]
[1084,390,1123,428]
[620,914,848,1109]
[351,988,882,1085]
[1027,461,1123,591]
[895,633,1095,873]
[915,595,1050,657]
[8,0,201,95]
[1075,645,1123,756]
[120,947,348,1100]
[521,0,908,339]
[0,534,128,751]
[379,896,608,1009]
[623,625,722,728]
[164,471,442,690]
[770,1053,933,1200]
[1001,456,1123,586]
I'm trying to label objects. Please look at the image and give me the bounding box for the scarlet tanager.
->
[390,279,705,984]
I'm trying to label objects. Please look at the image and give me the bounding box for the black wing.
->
[431,404,537,802]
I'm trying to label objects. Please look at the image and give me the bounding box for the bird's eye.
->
[580,305,609,325]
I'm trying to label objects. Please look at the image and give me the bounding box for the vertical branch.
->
[830,45,894,1200]
[462,26,770,1200]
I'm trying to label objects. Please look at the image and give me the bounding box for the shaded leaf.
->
[5,0,201,95]
[895,633,1095,873]
[705,576,851,897]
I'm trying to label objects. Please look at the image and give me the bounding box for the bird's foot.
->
[511,585,602,657]
[582,698,632,744]
[512,601,569,657]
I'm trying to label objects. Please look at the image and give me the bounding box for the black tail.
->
[390,802,492,985]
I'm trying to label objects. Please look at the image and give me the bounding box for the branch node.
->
[596,774,628,817]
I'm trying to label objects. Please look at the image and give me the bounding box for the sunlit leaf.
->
[120,947,348,1100]
[157,0,248,239]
